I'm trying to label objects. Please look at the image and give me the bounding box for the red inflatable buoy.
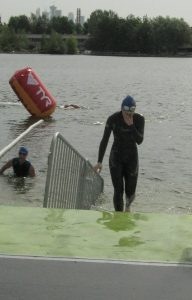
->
[9,67,56,117]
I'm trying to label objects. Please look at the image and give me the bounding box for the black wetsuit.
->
[12,158,31,177]
[98,111,145,211]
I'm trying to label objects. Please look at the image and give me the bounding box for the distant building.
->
[36,8,41,18]
[68,12,74,22]
[49,5,62,19]
[76,8,85,25]
[80,16,85,25]
[33,6,85,22]
[54,9,62,18]
[49,5,57,19]
[42,10,49,19]
[76,8,81,24]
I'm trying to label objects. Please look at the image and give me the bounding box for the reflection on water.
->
[6,175,35,194]
[8,115,54,136]
[0,173,38,206]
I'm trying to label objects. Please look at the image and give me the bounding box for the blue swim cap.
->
[19,146,28,155]
[121,95,136,110]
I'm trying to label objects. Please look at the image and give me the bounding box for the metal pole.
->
[0,119,44,159]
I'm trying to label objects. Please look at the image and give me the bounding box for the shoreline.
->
[85,51,192,58]
[1,50,192,58]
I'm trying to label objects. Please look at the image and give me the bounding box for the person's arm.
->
[29,164,35,177]
[128,114,145,145]
[94,118,112,173]
[0,160,12,175]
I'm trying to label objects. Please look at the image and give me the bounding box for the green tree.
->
[8,15,30,33]
[0,26,17,51]
[87,10,120,51]
[30,14,50,34]
[137,16,154,53]
[75,23,84,34]
[0,10,191,55]
[40,31,66,54]
[14,31,29,51]
[0,26,29,52]
[66,36,78,54]
[121,15,141,52]
[50,16,75,34]
[152,16,191,54]
[82,21,89,34]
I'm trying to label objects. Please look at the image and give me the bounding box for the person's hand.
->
[122,111,134,126]
[94,163,102,173]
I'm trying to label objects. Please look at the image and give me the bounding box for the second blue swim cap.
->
[121,95,136,110]
[19,146,28,155]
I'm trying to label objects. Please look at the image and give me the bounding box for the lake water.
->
[0,53,192,213]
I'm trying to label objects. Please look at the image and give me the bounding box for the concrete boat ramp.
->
[0,206,192,300]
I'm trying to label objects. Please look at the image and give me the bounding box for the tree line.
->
[87,10,192,55]
[0,13,85,54]
[0,10,191,55]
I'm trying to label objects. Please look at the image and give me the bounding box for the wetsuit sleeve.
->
[130,115,145,145]
[97,117,112,163]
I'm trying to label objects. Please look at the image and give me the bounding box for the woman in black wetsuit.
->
[94,95,145,212]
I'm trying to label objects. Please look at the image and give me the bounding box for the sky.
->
[0,0,192,26]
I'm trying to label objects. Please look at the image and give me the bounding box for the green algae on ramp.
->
[0,206,192,263]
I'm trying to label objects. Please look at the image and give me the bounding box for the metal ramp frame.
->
[43,132,104,209]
